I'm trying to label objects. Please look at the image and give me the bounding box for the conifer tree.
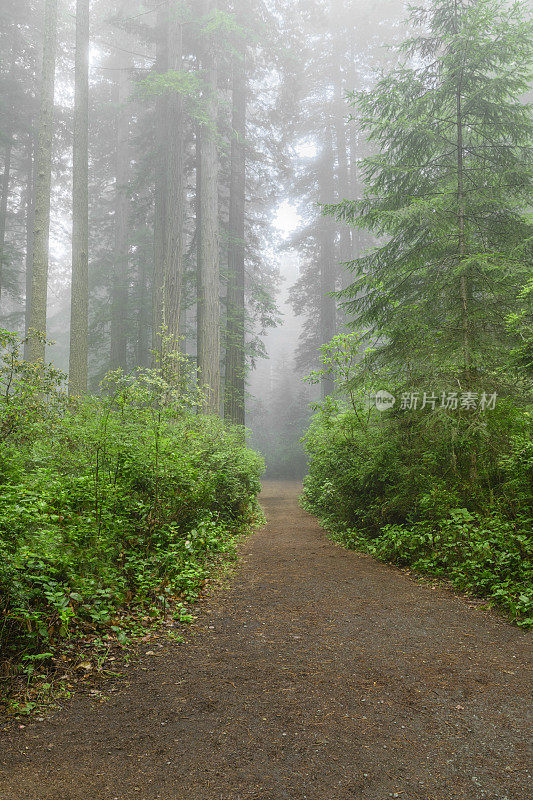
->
[328,0,533,389]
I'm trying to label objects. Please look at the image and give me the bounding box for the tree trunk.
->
[0,39,16,316]
[457,81,471,381]
[224,48,246,426]
[332,43,352,318]
[0,132,12,315]
[197,0,220,414]
[151,3,169,359]
[162,0,185,365]
[454,0,471,382]
[24,126,35,357]
[110,46,130,372]
[69,0,90,395]
[194,120,201,367]
[135,259,149,367]
[348,35,362,267]
[319,126,337,400]
[27,0,58,363]
[458,108,470,381]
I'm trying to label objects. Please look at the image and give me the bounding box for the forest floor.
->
[0,480,531,800]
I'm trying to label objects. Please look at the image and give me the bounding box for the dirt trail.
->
[0,481,531,800]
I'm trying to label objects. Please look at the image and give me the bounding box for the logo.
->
[374,390,396,412]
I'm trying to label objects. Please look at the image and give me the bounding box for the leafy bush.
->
[302,395,533,625]
[0,331,264,673]
[329,513,532,627]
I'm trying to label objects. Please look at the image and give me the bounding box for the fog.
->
[1,0,529,476]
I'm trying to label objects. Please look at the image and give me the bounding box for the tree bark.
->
[194,120,201,365]
[0,132,12,315]
[151,3,169,359]
[27,0,58,363]
[458,91,470,382]
[69,0,90,395]
[110,45,130,372]
[319,126,337,400]
[24,126,35,356]
[332,41,352,317]
[135,259,149,367]
[197,0,220,414]
[454,0,471,382]
[348,34,363,267]
[224,47,246,426]
[162,0,185,365]
[0,39,16,316]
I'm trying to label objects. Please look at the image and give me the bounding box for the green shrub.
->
[327,513,532,627]
[0,331,264,672]
[302,397,532,625]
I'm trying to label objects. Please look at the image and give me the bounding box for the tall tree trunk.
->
[348,35,362,266]
[197,0,220,413]
[24,126,35,357]
[0,40,16,317]
[457,91,470,381]
[224,47,246,426]
[135,258,149,367]
[151,3,168,359]
[453,1,476,482]
[194,121,201,366]
[162,0,185,365]
[110,48,130,372]
[454,0,471,382]
[69,0,89,395]
[345,35,369,342]
[28,0,58,363]
[319,126,337,400]
[0,131,12,315]
[332,39,352,318]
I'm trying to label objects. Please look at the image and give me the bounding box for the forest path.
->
[0,480,531,800]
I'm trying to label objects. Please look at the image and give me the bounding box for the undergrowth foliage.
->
[302,394,533,627]
[0,330,264,678]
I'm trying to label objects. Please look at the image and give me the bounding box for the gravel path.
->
[0,480,531,800]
